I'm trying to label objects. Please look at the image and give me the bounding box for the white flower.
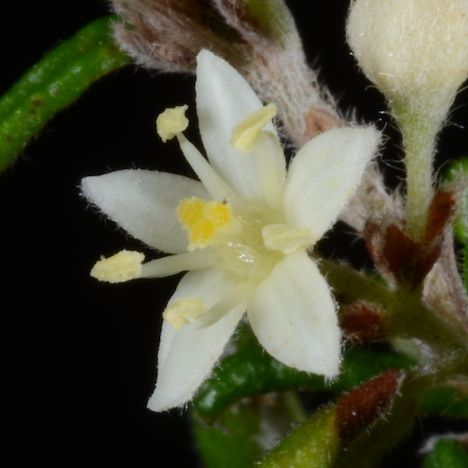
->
[82,50,380,411]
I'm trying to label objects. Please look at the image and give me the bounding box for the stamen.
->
[230,103,277,153]
[162,298,207,330]
[156,105,189,142]
[251,131,286,210]
[196,282,251,328]
[177,197,233,251]
[90,250,144,283]
[140,250,215,278]
[176,134,235,201]
[262,224,312,254]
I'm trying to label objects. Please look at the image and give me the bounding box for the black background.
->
[3,1,468,465]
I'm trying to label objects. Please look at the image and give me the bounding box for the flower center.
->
[216,203,283,283]
[177,197,311,285]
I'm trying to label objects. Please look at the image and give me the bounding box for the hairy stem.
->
[401,116,436,240]
[391,100,444,242]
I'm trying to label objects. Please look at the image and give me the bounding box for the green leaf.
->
[194,324,414,419]
[192,401,264,468]
[0,17,130,171]
[423,439,468,468]
[259,407,340,468]
[192,392,306,468]
[420,386,468,419]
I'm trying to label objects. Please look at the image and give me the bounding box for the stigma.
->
[156,105,189,142]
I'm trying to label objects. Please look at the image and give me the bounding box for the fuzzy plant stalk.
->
[111,0,341,144]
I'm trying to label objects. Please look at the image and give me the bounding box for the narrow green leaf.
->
[423,439,468,468]
[0,18,116,121]
[0,17,130,171]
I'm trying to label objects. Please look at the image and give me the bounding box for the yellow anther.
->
[262,224,312,254]
[90,250,144,283]
[177,197,233,251]
[230,103,277,153]
[156,105,189,142]
[163,298,208,330]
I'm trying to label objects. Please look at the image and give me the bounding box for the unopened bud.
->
[346,0,468,115]
[347,0,468,241]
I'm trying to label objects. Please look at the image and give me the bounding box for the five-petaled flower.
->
[82,50,380,411]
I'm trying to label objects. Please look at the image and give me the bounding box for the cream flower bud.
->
[346,0,468,107]
[347,0,468,241]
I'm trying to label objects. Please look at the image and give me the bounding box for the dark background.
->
[2,1,468,465]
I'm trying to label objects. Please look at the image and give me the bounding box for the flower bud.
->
[346,0,468,114]
[347,0,468,241]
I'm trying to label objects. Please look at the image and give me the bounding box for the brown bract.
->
[340,301,384,344]
[364,191,456,289]
[336,369,402,444]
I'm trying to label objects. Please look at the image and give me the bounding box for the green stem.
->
[0,17,130,171]
[401,115,436,241]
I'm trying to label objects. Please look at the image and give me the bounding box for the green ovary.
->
[216,204,284,284]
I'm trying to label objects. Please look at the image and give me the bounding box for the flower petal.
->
[196,49,279,200]
[148,268,245,411]
[81,169,208,254]
[284,127,380,242]
[247,252,341,378]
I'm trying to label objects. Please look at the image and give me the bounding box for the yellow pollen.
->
[90,250,144,283]
[230,103,277,153]
[177,197,233,251]
[262,224,312,254]
[156,105,189,142]
[163,298,208,330]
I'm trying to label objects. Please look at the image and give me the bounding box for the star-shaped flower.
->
[82,50,380,411]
